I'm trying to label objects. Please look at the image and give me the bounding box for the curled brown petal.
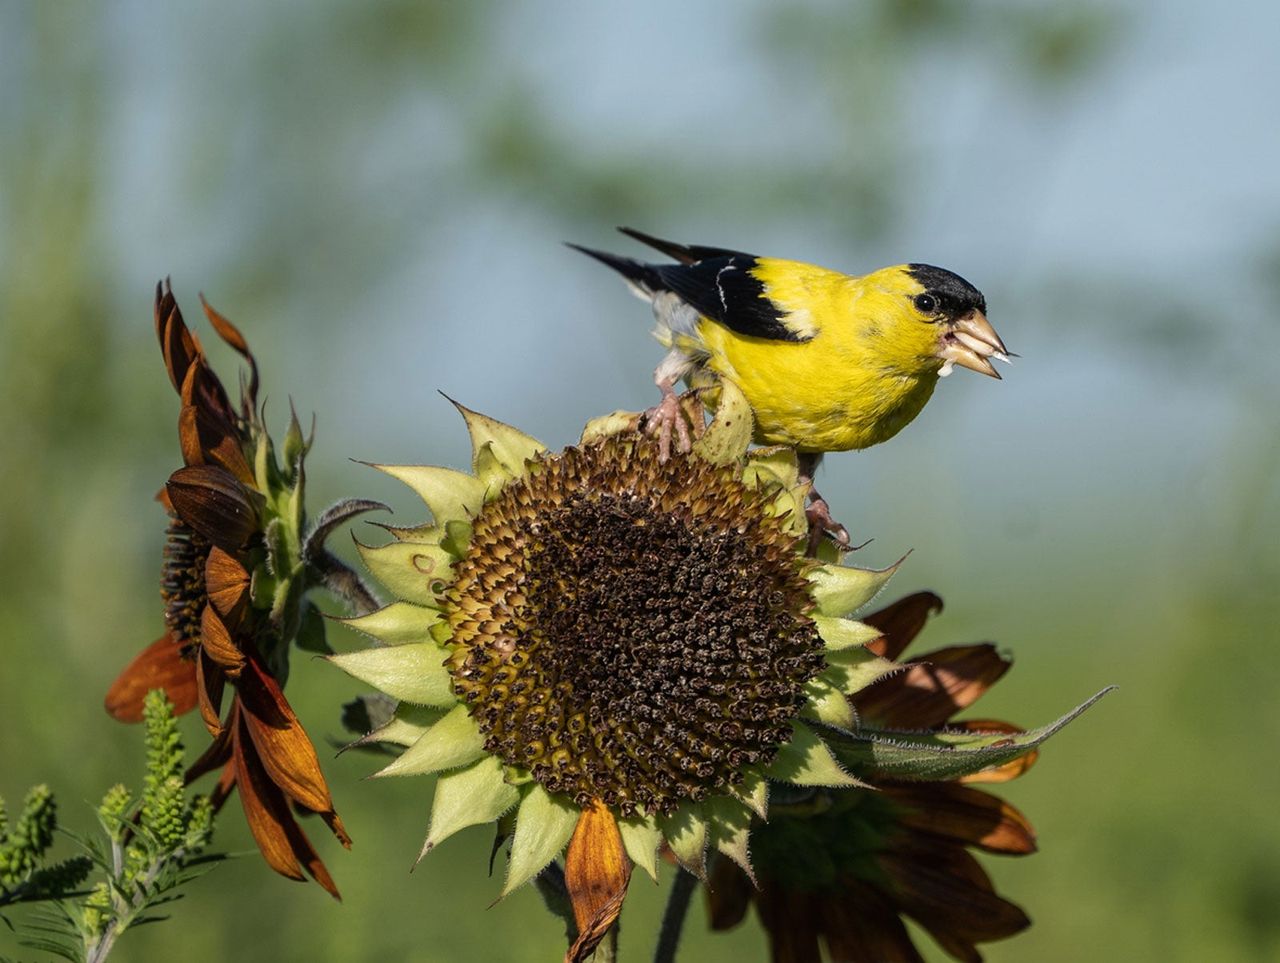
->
[231,716,305,883]
[861,592,944,660]
[167,464,260,553]
[205,546,251,626]
[853,644,1011,729]
[104,635,198,722]
[238,657,341,821]
[879,846,1030,948]
[821,879,925,963]
[200,294,259,411]
[232,714,342,899]
[196,650,226,736]
[177,400,255,484]
[884,783,1037,855]
[178,359,238,449]
[564,800,632,963]
[705,855,754,931]
[156,280,199,394]
[199,605,246,674]
[756,885,823,963]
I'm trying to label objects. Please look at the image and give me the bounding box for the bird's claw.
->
[643,387,700,462]
[805,495,852,557]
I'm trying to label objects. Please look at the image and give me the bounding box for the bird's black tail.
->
[565,242,663,296]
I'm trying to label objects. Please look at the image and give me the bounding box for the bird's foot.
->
[643,382,699,462]
[805,494,853,557]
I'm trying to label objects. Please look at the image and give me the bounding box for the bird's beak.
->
[937,311,1011,379]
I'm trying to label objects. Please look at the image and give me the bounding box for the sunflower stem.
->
[653,867,698,963]
[593,924,619,963]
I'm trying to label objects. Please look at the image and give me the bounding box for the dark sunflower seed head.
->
[161,518,210,658]
[443,434,825,817]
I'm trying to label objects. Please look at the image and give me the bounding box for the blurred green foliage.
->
[2,1,1277,961]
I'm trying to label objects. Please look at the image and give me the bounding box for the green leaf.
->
[449,400,546,482]
[369,463,486,526]
[327,642,456,707]
[808,556,905,617]
[660,803,708,878]
[766,721,866,788]
[472,443,510,495]
[706,795,755,882]
[374,705,485,777]
[831,688,1115,781]
[744,445,800,490]
[364,705,448,749]
[618,813,662,883]
[421,756,519,860]
[439,519,474,559]
[821,645,899,695]
[693,378,752,465]
[801,676,856,728]
[502,786,579,897]
[339,602,442,646]
[727,767,769,821]
[355,539,453,608]
[812,615,884,652]
[580,410,641,445]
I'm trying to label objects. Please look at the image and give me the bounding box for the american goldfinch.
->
[570,228,1010,546]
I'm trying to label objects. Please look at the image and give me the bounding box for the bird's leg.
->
[643,377,694,462]
[682,390,707,439]
[798,452,852,555]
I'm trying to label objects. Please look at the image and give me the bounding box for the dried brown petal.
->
[706,854,754,930]
[177,399,255,484]
[238,658,340,819]
[885,783,1037,855]
[104,635,198,722]
[861,592,944,660]
[821,879,925,963]
[199,605,246,673]
[564,800,632,963]
[205,546,251,625]
[196,649,226,736]
[156,281,200,394]
[167,464,260,553]
[232,714,341,899]
[879,846,1030,950]
[756,886,823,963]
[231,716,306,883]
[854,644,1011,729]
[200,294,259,410]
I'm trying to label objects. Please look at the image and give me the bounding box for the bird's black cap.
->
[906,264,987,317]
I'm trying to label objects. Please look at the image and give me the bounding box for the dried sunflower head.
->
[105,283,379,897]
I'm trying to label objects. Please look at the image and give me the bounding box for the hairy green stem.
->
[653,868,698,963]
[534,860,578,946]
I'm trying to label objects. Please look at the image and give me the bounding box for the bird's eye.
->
[913,293,938,315]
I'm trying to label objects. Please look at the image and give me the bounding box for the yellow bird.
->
[571,228,1011,546]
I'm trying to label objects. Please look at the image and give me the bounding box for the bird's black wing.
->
[653,256,807,343]
[616,227,745,266]
[570,232,810,344]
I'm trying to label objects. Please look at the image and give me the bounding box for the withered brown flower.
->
[106,283,377,897]
[707,592,1039,963]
